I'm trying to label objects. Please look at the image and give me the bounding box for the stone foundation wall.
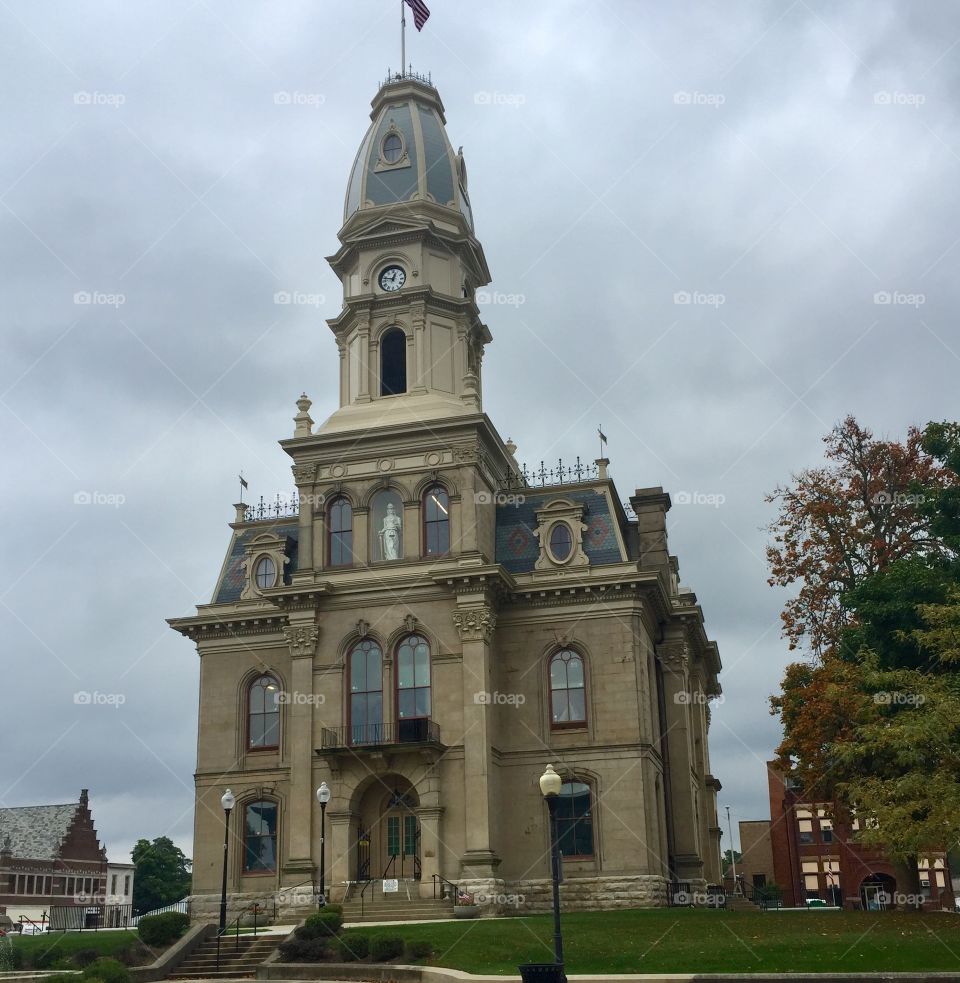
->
[189,891,280,924]
[481,874,670,913]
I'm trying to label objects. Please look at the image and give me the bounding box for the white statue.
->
[379,502,402,560]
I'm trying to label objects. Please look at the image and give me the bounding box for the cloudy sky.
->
[2,0,958,868]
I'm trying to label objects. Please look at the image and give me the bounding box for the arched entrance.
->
[860,873,896,911]
[354,776,421,882]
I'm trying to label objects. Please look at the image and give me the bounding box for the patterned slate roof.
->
[214,520,299,604]
[495,488,624,574]
[0,803,78,860]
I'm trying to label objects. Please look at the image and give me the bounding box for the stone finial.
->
[505,438,517,458]
[595,457,609,480]
[233,502,249,523]
[294,393,314,438]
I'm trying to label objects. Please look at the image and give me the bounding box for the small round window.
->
[548,523,573,562]
[382,133,403,164]
[255,555,277,590]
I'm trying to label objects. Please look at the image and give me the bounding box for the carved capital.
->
[292,462,317,485]
[659,640,690,673]
[453,606,497,641]
[283,623,319,658]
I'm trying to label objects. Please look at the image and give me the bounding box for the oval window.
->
[549,523,573,562]
[382,133,403,164]
[255,555,277,589]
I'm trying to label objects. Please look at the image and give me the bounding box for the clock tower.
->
[320,71,493,436]
[171,66,724,924]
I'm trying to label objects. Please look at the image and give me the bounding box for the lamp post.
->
[316,783,331,909]
[539,764,564,971]
[218,789,236,933]
[726,805,739,895]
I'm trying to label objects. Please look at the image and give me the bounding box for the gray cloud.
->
[2,0,958,862]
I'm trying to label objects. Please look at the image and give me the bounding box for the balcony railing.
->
[319,719,441,750]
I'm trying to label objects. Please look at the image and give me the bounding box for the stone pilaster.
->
[658,638,704,884]
[292,462,316,578]
[282,619,319,875]
[453,602,501,881]
[415,805,444,898]
[327,811,356,904]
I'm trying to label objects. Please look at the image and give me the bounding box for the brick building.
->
[759,761,952,910]
[0,790,133,925]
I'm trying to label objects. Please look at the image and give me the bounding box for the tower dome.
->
[344,72,473,230]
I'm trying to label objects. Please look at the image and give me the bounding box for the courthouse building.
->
[170,69,724,918]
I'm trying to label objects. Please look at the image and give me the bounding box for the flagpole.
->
[401,0,406,77]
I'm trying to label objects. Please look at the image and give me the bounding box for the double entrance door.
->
[357,792,421,881]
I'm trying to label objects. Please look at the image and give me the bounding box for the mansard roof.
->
[213,518,299,604]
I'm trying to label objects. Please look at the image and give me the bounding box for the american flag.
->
[404,0,430,31]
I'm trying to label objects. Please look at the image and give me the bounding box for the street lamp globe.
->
[221,789,236,812]
[316,783,331,805]
[539,764,562,799]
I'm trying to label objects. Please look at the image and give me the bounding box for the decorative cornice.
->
[283,623,319,658]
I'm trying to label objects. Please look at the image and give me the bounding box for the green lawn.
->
[350,908,960,975]
[3,929,152,971]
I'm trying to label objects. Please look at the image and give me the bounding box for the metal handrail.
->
[432,873,461,902]
[216,903,262,971]
[17,914,48,934]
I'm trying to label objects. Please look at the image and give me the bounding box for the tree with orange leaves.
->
[766,415,953,659]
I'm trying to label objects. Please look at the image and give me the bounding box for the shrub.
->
[278,938,333,962]
[72,949,100,968]
[114,942,152,967]
[404,940,434,961]
[82,957,130,983]
[370,936,404,962]
[298,910,342,940]
[137,912,190,947]
[337,933,370,961]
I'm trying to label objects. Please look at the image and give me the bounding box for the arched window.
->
[549,649,586,727]
[396,634,431,742]
[248,675,280,749]
[349,639,383,745]
[243,800,278,873]
[328,497,353,567]
[422,485,450,557]
[556,781,594,858]
[380,327,407,396]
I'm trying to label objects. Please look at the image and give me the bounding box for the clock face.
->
[379,265,406,292]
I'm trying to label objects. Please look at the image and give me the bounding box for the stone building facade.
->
[170,71,723,920]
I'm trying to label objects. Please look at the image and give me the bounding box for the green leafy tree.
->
[721,849,742,875]
[770,420,960,891]
[131,837,192,916]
